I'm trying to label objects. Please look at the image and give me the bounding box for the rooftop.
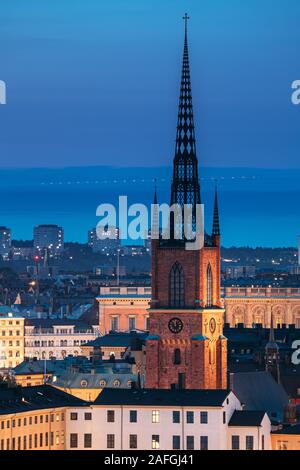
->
[272,423,300,435]
[0,385,86,415]
[94,388,231,407]
[85,331,147,348]
[229,410,266,427]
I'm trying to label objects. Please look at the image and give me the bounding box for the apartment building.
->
[0,308,25,369]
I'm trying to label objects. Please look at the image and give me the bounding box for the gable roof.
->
[229,371,288,422]
[94,388,231,407]
[229,410,266,427]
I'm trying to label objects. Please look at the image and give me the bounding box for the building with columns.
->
[97,286,300,335]
[224,287,300,328]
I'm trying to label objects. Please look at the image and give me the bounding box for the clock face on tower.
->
[168,318,183,334]
[209,318,216,334]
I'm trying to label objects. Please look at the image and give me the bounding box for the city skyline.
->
[1,5,300,455]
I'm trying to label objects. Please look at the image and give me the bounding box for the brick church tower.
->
[145,15,227,390]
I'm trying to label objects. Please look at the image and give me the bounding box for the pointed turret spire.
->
[269,312,276,345]
[170,14,201,233]
[265,311,280,383]
[212,183,220,236]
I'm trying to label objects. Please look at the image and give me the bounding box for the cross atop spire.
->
[170,14,201,234]
[183,13,190,35]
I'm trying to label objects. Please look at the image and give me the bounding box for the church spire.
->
[170,14,201,229]
[212,183,220,236]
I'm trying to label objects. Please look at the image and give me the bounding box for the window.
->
[152,410,159,423]
[173,411,180,424]
[129,434,137,449]
[107,410,115,423]
[262,435,265,450]
[223,411,226,424]
[232,435,240,450]
[130,410,137,423]
[128,316,136,331]
[152,435,159,449]
[173,435,180,450]
[200,436,208,450]
[200,411,208,424]
[40,433,43,447]
[277,440,287,450]
[70,434,78,449]
[174,348,181,365]
[186,411,194,424]
[70,412,78,421]
[107,434,115,449]
[84,412,92,421]
[84,434,92,448]
[187,436,194,450]
[55,432,59,445]
[169,262,185,307]
[110,316,119,331]
[246,436,254,450]
[206,264,213,307]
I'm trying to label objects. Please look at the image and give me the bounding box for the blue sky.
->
[0,0,300,169]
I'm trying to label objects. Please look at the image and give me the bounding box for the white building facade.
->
[65,389,271,450]
[24,322,99,360]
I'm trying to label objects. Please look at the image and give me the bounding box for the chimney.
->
[284,404,297,425]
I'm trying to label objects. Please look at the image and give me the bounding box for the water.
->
[0,166,299,247]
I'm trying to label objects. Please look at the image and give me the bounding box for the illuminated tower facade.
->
[146,16,227,390]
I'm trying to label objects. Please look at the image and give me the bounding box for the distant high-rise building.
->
[88,227,120,254]
[0,226,11,259]
[34,224,64,257]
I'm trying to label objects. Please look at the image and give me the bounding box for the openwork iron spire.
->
[170,14,201,223]
[212,183,220,236]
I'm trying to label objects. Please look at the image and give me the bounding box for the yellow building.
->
[0,308,25,369]
[0,384,86,450]
[272,425,300,450]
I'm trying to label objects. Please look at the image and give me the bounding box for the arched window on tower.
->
[174,348,181,365]
[169,262,185,307]
[206,264,213,307]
